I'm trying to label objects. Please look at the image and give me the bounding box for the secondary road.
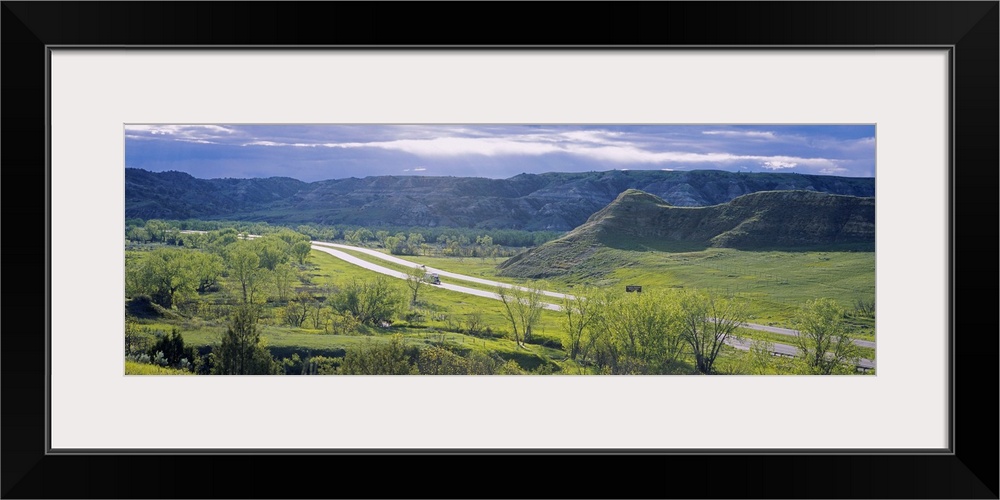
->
[737,322,876,350]
[311,241,875,369]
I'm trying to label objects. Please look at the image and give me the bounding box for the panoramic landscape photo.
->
[124,124,875,376]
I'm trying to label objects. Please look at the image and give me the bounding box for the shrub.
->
[147,329,197,371]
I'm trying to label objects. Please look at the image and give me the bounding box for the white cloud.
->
[557,130,625,144]
[413,167,427,172]
[239,133,844,172]
[126,124,235,135]
[320,137,564,157]
[126,125,237,144]
[702,130,776,139]
[238,129,633,155]
[761,161,798,170]
[244,140,315,147]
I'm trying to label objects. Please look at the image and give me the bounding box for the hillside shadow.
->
[596,233,709,253]
[728,242,876,253]
[595,233,874,254]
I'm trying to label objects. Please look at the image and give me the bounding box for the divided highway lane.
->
[312,241,575,301]
[312,241,874,370]
[310,244,562,311]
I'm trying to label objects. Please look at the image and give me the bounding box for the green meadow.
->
[328,243,874,330]
[124,224,874,376]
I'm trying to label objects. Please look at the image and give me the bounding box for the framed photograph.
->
[3,2,996,498]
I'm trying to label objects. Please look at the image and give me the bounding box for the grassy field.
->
[319,243,874,330]
[125,360,194,375]
[597,247,874,325]
[128,240,874,375]
[313,244,875,354]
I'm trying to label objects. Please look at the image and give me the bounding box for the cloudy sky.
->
[125,124,875,182]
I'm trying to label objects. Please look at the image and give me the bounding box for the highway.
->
[311,240,875,370]
[310,244,563,311]
[312,241,574,301]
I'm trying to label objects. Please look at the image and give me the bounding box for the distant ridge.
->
[496,189,875,278]
[125,168,875,231]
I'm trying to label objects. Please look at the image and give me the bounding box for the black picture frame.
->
[3,2,996,498]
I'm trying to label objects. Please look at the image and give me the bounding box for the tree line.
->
[558,288,862,375]
[486,284,864,375]
[125,218,562,249]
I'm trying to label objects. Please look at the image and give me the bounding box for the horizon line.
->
[124,166,876,183]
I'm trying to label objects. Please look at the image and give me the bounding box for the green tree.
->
[134,247,198,308]
[225,242,269,305]
[309,294,328,330]
[793,298,860,374]
[124,251,144,297]
[562,287,596,360]
[180,231,206,249]
[375,230,390,248]
[124,315,152,356]
[148,329,196,370]
[332,276,403,326]
[417,346,469,375]
[189,251,224,293]
[344,230,361,245]
[326,309,360,335]
[591,290,684,374]
[283,292,311,327]
[126,226,151,243]
[407,233,425,255]
[271,263,298,303]
[273,229,310,246]
[213,304,281,375]
[463,311,484,336]
[748,338,776,375]
[466,351,502,374]
[354,228,374,243]
[405,266,425,306]
[385,235,408,255]
[678,291,748,374]
[290,240,312,265]
[145,219,171,243]
[252,236,289,271]
[206,228,239,251]
[495,285,543,347]
[339,334,416,375]
[497,359,526,374]
[444,240,462,258]
[475,235,496,262]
